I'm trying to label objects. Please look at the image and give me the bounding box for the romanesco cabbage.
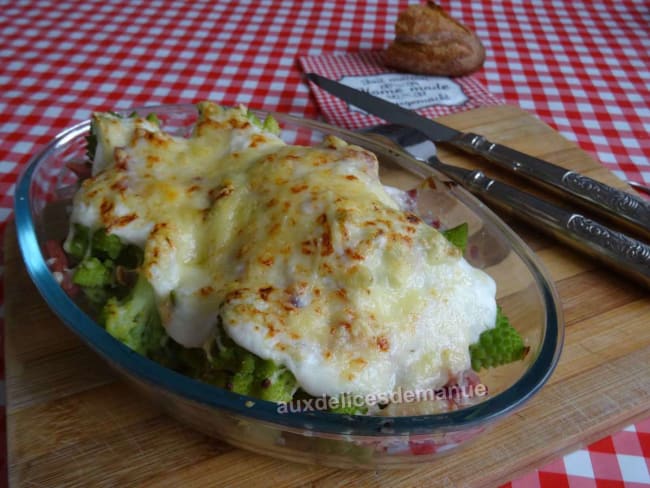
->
[470,307,528,371]
[101,274,167,358]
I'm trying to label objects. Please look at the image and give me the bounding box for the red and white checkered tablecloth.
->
[1,1,649,486]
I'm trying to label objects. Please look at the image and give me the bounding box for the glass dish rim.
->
[14,103,564,436]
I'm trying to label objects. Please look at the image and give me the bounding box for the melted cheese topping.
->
[68,102,497,397]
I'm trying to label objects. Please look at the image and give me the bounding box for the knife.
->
[363,123,650,288]
[305,73,650,239]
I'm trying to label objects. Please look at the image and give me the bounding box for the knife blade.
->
[306,73,650,239]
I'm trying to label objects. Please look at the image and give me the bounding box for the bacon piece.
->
[45,240,79,296]
[65,161,92,180]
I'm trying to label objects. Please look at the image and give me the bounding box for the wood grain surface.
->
[5,105,650,487]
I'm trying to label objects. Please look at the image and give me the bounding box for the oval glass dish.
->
[14,103,563,469]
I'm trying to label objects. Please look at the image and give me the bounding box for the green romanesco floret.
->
[91,228,124,260]
[262,114,280,135]
[183,328,298,403]
[442,222,469,254]
[245,109,281,136]
[145,112,161,127]
[76,225,142,269]
[101,274,167,357]
[245,109,263,128]
[64,223,91,261]
[470,307,528,371]
[221,347,298,403]
[230,353,257,395]
[72,257,114,288]
[81,287,110,308]
[253,358,298,402]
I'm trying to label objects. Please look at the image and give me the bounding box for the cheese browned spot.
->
[66,102,497,398]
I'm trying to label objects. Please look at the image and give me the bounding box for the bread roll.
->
[385,1,486,77]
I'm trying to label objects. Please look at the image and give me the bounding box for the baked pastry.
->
[385,1,486,77]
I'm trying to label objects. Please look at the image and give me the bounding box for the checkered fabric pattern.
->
[1,1,648,486]
[300,52,504,128]
[505,419,650,488]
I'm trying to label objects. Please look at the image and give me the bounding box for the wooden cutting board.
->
[5,105,650,487]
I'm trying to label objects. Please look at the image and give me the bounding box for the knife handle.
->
[452,132,650,238]
[460,169,650,288]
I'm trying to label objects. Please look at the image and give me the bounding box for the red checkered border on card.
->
[300,51,504,130]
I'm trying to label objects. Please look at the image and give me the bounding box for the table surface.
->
[1,1,649,486]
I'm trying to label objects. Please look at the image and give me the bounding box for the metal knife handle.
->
[452,132,650,237]
[458,168,650,288]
